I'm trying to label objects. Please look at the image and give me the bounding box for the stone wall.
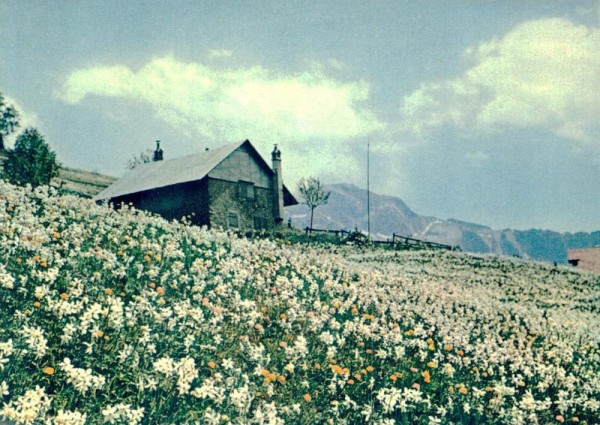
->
[568,247,600,274]
[208,178,275,230]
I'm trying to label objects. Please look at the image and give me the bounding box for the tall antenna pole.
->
[367,139,371,241]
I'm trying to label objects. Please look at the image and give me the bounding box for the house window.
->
[238,181,256,201]
[227,211,239,229]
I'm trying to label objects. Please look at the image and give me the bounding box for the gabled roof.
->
[94,140,298,206]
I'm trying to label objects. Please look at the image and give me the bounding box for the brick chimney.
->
[153,140,163,161]
[272,144,284,225]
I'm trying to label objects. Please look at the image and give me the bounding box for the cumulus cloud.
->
[207,49,233,58]
[59,56,383,183]
[400,18,600,144]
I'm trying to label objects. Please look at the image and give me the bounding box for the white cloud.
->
[400,18,600,144]
[59,56,383,184]
[207,49,233,58]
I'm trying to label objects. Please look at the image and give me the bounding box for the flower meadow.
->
[0,182,598,424]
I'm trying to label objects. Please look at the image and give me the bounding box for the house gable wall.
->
[208,143,272,188]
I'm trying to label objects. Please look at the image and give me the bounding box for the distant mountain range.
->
[285,183,600,264]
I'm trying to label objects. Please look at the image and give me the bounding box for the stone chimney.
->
[272,144,284,225]
[153,140,163,161]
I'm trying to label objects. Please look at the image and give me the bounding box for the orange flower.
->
[104,288,113,296]
[156,287,165,296]
[143,255,151,262]
[315,364,321,370]
[94,330,104,338]
[59,293,69,300]
[444,344,452,351]
[422,370,431,383]
[33,301,41,308]
[390,374,397,381]
[458,386,468,394]
[303,393,312,402]
[279,313,287,320]
[366,366,374,373]
[207,361,216,369]
[427,361,437,368]
[277,375,286,383]
[42,366,55,375]
[347,379,355,385]
[260,369,270,377]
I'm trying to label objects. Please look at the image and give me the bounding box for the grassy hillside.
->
[0,151,115,198]
[0,182,598,424]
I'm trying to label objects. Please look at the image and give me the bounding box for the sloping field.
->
[0,152,115,198]
[0,182,598,424]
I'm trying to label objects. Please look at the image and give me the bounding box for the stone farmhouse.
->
[567,247,600,274]
[94,140,298,230]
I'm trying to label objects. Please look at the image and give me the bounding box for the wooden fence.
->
[304,227,457,251]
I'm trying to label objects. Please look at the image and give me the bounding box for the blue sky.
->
[1,1,599,232]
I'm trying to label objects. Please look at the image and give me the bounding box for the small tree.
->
[297,177,330,232]
[5,128,60,187]
[127,149,153,169]
[0,92,20,151]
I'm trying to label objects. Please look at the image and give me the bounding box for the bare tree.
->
[126,149,153,169]
[297,177,330,232]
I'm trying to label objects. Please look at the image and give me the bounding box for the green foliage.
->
[0,92,20,150]
[5,127,60,187]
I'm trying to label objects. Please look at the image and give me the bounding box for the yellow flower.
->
[366,365,374,373]
[422,370,431,383]
[303,393,312,402]
[33,301,41,308]
[427,361,437,368]
[277,375,286,383]
[331,365,344,374]
[458,386,468,394]
[42,366,55,375]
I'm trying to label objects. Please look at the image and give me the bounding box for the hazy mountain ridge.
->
[286,183,600,263]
